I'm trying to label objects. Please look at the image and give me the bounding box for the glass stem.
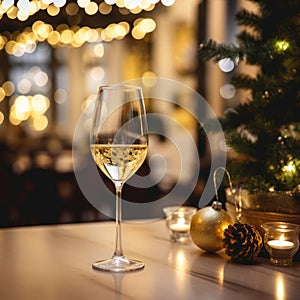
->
[113,183,124,257]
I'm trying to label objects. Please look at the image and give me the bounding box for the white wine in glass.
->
[90,85,148,272]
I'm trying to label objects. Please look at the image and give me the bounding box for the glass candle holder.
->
[163,206,197,242]
[261,222,299,266]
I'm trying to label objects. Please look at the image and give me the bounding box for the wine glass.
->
[90,85,148,272]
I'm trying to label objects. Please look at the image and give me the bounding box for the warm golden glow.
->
[101,22,128,40]
[141,71,157,87]
[17,10,29,21]
[29,1,39,15]
[282,161,295,173]
[66,2,79,15]
[47,4,60,16]
[2,81,15,96]
[9,111,22,126]
[87,28,99,42]
[31,94,50,114]
[13,96,31,121]
[47,31,60,45]
[93,43,104,57]
[114,24,127,39]
[131,26,145,40]
[0,36,7,50]
[53,0,66,8]
[139,18,156,32]
[5,40,16,55]
[0,0,165,55]
[101,30,113,42]
[8,94,50,129]
[130,6,142,14]
[90,66,105,81]
[275,274,285,300]
[161,0,175,6]
[17,78,32,94]
[7,6,18,19]
[167,249,188,299]
[175,250,186,268]
[77,26,92,42]
[72,32,85,47]
[119,21,130,34]
[108,0,165,10]
[85,1,98,15]
[217,264,225,286]
[0,87,5,101]
[34,71,49,87]
[132,18,156,39]
[105,0,116,5]
[32,114,48,131]
[42,0,53,5]
[32,21,53,41]
[78,0,91,8]
[141,0,156,10]
[0,0,171,23]
[275,40,290,53]
[61,29,74,44]
[0,111,4,125]
[269,186,275,192]
[2,0,14,10]
[99,2,112,14]
[144,3,155,11]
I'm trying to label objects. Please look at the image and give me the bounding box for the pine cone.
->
[223,222,262,264]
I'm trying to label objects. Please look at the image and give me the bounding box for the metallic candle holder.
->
[261,222,299,266]
[163,206,197,243]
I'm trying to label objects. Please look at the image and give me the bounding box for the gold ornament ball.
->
[190,206,234,252]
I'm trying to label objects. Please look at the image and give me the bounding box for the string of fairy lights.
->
[0,0,175,55]
[0,0,175,21]
[0,1,175,131]
[1,17,157,56]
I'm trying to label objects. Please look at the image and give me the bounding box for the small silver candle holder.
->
[261,222,299,266]
[163,206,197,243]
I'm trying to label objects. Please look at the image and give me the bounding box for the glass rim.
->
[163,206,197,216]
[98,85,142,93]
[261,221,299,231]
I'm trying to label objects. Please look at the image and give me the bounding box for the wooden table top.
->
[0,220,299,300]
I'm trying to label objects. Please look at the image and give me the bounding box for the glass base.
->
[270,257,293,267]
[169,230,190,243]
[92,255,145,272]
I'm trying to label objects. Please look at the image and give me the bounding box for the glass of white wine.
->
[90,85,148,272]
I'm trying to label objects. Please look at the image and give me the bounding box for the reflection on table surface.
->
[0,220,299,300]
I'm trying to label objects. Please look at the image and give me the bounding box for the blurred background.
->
[0,0,248,227]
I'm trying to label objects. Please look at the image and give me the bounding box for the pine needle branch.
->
[236,9,262,32]
[199,39,243,62]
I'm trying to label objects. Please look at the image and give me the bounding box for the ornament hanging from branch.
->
[190,167,234,252]
[190,167,263,263]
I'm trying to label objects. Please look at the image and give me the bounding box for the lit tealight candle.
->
[261,222,299,266]
[169,217,190,232]
[163,206,197,242]
[169,223,190,232]
[267,239,294,250]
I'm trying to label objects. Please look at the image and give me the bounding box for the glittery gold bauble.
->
[190,202,234,252]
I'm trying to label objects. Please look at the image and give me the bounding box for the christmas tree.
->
[199,0,300,193]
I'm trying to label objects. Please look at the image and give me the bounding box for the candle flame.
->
[178,211,184,218]
[177,217,185,226]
